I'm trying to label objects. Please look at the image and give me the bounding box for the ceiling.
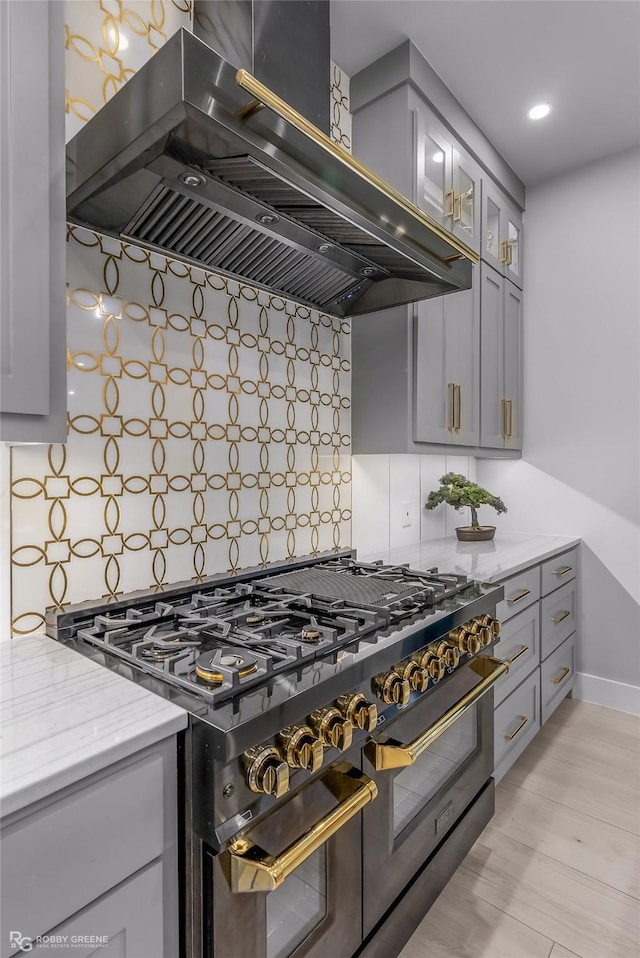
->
[330,0,640,186]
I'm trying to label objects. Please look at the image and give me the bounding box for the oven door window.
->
[393,703,477,837]
[266,847,327,958]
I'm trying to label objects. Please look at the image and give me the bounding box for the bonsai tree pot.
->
[455,525,496,542]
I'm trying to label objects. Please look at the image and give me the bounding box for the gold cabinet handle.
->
[235,71,480,264]
[453,193,462,222]
[228,764,377,892]
[554,565,573,577]
[507,398,513,438]
[454,383,462,431]
[445,189,455,218]
[507,587,530,605]
[500,240,509,264]
[552,666,572,685]
[505,715,529,742]
[552,610,571,625]
[506,644,529,665]
[506,242,514,266]
[501,397,508,438]
[448,382,455,431]
[364,656,508,770]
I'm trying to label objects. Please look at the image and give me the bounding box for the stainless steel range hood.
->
[66,30,477,317]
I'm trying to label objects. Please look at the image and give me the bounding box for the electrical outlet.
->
[401,502,412,527]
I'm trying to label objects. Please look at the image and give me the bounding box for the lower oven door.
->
[206,762,377,958]
[362,655,504,935]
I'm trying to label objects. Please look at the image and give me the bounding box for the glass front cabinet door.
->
[481,177,524,289]
[414,105,481,254]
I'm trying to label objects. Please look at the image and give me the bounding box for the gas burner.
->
[141,645,182,661]
[195,647,260,686]
[245,613,265,625]
[300,628,321,643]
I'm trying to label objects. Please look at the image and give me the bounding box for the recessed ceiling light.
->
[432,151,444,163]
[528,103,551,120]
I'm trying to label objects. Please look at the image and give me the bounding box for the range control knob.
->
[436,641,460,669]
[449,627,482,655]
[278,725,324,773]
[467,620,493,646]
[310,708,354,751]
[337,693,378,733]
[397,660,429,693]
[244,745,290,798]
[373,671,411,706]
[478,613,501,636]
[415,650,446,682]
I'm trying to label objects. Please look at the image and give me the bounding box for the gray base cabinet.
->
[0,738,179,958]
[493,546,579,782]
[0,0,67,442]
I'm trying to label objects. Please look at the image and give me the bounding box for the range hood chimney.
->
[65,1,477,317]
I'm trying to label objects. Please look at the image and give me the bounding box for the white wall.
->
[351,454,477,556]
[478,146,640,697]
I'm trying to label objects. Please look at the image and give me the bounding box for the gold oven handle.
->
[227,764,377,892]
[235,69,479,266]
[364,656,509,771]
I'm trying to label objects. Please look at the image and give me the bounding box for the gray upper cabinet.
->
[480,264,522,450]
[481,177,524,289]
[414,276,479,446]
[0,0,66,443]
[413,100,482,254]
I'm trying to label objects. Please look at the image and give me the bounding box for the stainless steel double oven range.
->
[49,551,506,958]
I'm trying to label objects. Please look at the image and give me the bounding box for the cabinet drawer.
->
[494,604,539,707]
[494,669,540,783]
[1,753,164,953]
[541,635,575,725]
[496,566,540,623]
[540,580,577,660]
[541,548,578,596]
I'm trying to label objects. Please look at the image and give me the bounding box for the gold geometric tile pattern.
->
[10,228,352,634]
[64,0,193,141]
[9,3,354,635]
[330,63,352,153]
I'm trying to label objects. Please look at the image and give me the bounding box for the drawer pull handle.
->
[505,715,529,742]
[554,565,573,577]
[228,764,377,892]
[552,610,571,625]
[552,666,571,685]
[507,588,531,605]
[506,644,529,665]
[365,656,508,770]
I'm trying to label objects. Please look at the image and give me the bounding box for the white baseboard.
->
[574,672,640,716]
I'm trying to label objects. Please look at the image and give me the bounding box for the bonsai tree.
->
[425,472,507,530]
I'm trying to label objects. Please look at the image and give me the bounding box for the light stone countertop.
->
[0,634,187,818]
[358,531,580,583]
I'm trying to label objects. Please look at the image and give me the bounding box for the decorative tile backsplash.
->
[9,1,353,634]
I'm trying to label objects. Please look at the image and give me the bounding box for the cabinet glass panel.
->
[393,706,477,837]
[485,197,500,260]
[423,135,448,216]
[507,217,521,280]
[453,165,476,241]
[266,847,327,958]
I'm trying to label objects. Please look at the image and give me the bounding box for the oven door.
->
[206,762,376,958]
[362,655,505,935]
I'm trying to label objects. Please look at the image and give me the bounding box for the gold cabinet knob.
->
[336,692,378,733]
[278,725,324,774]
[243,745,290,798]
[449,627,482,655]
[373,671,411,706]
[309,707,354,751]
[436,641,460,669]
[397,660,429,693]
[415,649,446,681]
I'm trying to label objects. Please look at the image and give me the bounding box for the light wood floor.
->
[400,697,640,958]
